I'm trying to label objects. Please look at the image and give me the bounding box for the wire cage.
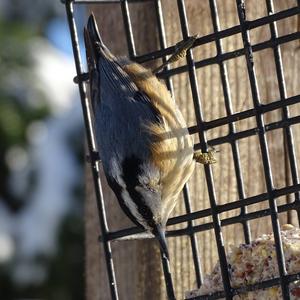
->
[63,0,300,299]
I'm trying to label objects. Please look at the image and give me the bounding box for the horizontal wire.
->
[189,94,300,134]
[158,31,300,79]
[134,6,300,63]
[192,111,300,150]
[102,183,300,242]
[187,271,300,300]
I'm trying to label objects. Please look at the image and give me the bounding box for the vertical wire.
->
[265,0,300,225]
[154,0,203,288]
[120,1,176,299]
[182,184,203,287]
[208,0,251,244]
[154,0,174,93]
[120,0,137,59]
[176,0,232,298]
[235,0,290,298]
[64,1,119,299]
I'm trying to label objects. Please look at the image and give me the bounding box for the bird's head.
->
[84,13,114,68]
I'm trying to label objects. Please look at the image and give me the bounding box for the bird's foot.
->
[193,148,217,165]
[169,34,198,63]
[153,34,198,74]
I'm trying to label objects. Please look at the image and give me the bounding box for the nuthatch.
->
[84,14,212,258]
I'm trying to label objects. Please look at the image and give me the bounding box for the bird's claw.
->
[153,34,198,74]
[172,34,198,61]
[193,149,217,165]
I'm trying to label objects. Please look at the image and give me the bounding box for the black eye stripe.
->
[106,176,141,228]
[121,156,156,228]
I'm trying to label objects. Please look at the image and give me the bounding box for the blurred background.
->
[1,0,299,299]
[0,1,86,299]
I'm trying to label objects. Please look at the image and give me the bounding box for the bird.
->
[84,14,197,259]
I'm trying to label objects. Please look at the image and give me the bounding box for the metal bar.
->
[157,31,300,79]
[100,195,300,241]
[182,185,203,287]
[120,0,136,58]
[104,182,300,241]
[161,252,176,300]
[265,115,300,131]
[188,94,300,134]
[171,184,300,227]
[154,0,203,288]
[187,271,300,300]
[108,199,300,239]
[265,0,300,224]
[176,0,232,298]
[236,0,289,298]
[179,200,300,237]
[154,0,174,93]
[134,6,300,63]
[209,0,251,244]
[198,114,300,149]
[64,1,119,299]
[120,2,177,299]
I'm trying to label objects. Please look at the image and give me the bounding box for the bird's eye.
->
[95,41,101,52]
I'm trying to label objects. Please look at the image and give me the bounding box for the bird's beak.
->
[153,225,169,259]
[84,13,114,66]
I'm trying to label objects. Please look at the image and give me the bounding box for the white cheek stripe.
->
[111,158,150,230]
[121,190,148,229]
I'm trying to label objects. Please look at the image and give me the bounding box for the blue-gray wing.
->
[93,88,162,228]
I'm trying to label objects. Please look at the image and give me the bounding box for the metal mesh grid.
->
[63,0,300,299]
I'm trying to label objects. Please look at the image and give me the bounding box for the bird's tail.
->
[153,225,169,259]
